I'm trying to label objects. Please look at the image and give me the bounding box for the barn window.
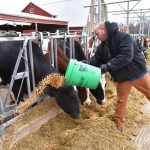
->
[30,8,34,14]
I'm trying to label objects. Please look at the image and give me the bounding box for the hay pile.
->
[16,73,65,113]
[6,76,149,150]
[4,50,150,150]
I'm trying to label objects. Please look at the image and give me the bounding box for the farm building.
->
[0,10,68,33]
[22,0,107,33]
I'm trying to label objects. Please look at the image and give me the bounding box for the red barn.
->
[22,2,56,18]
[0,10,68,33]
[22,1,91,33]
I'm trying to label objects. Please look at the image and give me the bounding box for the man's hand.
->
[100,64,109,74]
[82,60,90,64]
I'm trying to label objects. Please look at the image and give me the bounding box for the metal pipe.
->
[4,44,26,108]
[0,98,4,114]
[139,18,141,34]
[24,39,31,97]
[54,39,58,71]
[29,40,36,90]
[126,1,130,33]
[16,73,26,103]
[142,21,145,35]
[72,38,75,58]
[83,35,88,57]
[148,23,150,36]
[63,40,66,55]
[35,23,38,32]
[69,38,73,58]
[98,0,102,23]
[84,0,140,7]
[50,39,55,66]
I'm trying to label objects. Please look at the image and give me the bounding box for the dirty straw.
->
[16,73,65,113]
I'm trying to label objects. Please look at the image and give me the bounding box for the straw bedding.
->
[4,50,150,150]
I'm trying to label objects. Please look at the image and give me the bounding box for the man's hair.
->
[94,22,105,31]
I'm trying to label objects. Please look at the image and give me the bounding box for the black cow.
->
[0,39,80,119]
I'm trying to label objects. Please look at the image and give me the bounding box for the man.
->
[83,21,150,132]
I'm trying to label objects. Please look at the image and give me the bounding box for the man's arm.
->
[107,34,134,71]
[88,43,104,67]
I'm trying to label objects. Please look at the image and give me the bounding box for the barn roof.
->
[23,0,91,27]
[0,10,68,25]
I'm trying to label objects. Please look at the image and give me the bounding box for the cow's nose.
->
[70,113,80,119]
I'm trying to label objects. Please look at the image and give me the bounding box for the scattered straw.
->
[16,73,65,113]
[3,50,150,150]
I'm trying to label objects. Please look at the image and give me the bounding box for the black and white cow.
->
[0,38,80,119]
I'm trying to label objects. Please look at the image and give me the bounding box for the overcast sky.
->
[0,0,149,24]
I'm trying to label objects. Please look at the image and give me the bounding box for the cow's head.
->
[56,85,80,119]
[46,85,80,119]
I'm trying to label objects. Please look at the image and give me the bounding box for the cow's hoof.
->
[70,113,80,119]
[97,99,105,105]
[83,99,91,106]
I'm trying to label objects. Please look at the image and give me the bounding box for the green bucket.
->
[65,59,101,89]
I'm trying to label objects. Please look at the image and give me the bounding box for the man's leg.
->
[133,73,150,101]
[115,81,132,130]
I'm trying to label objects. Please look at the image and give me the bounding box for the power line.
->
[84,0,140,7]
[42,0,71,5]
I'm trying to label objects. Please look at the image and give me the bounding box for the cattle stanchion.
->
[0,31,94,137]
[4,37,30,107]
[0,36,38,128]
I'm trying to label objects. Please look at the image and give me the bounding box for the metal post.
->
[0,98,4,114]
[50,39,55,67]
[126,1,130,33]
[69,38,73,58]
[4,47,25,107]
[29,40,35,90]
[54,39,58,71]
[139,17,142,34]
[35,23,38,32]
[84,35,88,58]
[63,40,66,55]
[142,20,145,35]
[148,23,150,36]
[24,40,31,97]
[98,0,102,22]
[72,38,75,58]
[63,33,67,55]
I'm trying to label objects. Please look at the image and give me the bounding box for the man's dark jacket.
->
[89,21,146,82]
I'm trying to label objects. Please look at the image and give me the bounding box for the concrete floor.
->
[134,99,150,150]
